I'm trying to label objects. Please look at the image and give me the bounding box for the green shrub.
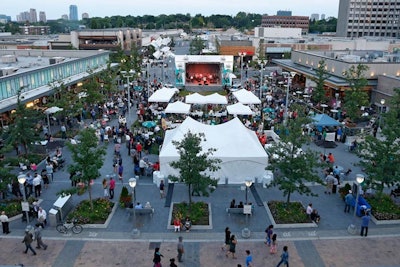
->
[67,198,114,224]
[366,193,400,220]
[171,201,209,225]
[268,201,310,224]
[119,186,131,207]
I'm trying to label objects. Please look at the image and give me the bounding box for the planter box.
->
[264,201,318,229]
[167,202,213,230]
[82,202,118,229]
[370,214,400,225]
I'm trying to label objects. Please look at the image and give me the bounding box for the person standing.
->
[159,180,165,198]
[360,210,371,237]
[34,223,47,250]
[152,247,163,267]
[344,190,354,213]
[177,236,184,262]
[0,211,10,234]
[226,234,237,259]
[118,163,124,184]
[276,246,289,267]
[22,230,37,255]
[32,173,42,198]
[245,250,253,267]
[46,162,54,182]
[102,178,109,198]
[60,124,67,139]
[221,227,231,251]
[109,176,115,199]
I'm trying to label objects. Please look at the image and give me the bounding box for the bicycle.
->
[56,219,83,234]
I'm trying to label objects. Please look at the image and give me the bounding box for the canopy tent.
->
[159,117,268,184]
[165,101,191,114]
[232,89,261,104]
[44,106,63,135]
[227,102,253,115]
[312,114,340,127]
[185,93,206,104]
[148,88,179,103]
[204,93,228,105]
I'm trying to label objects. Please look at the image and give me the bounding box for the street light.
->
[379,98,385,131]
[245,179,253,204]
[121,70,135,124]
[348,174,365,234]
[258,60,267,99]
[283,72,296,126]
[238,52,247,85]
[17,173,29,224]
[146,61,151,98]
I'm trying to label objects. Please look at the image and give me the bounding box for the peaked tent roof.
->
[148,88,179,103]
[232,89,261,104]
[227,102,253,115]
[165,101,191,114]
[203,93,228,104]
[312,114,340,127]
[185,93,206,104]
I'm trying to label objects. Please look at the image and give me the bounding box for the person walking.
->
[245,250,253,267]
[152,247,163,267]
[344,190,354,213]
[276,246,289,267]
[265,224,274,246]
[360,210,371,237]
[118,163,124,184]
[34,223,47,250]
[177,236,184,262]
[0,211,11,234]
[102,178,109,198]
[270,233,278,254]
[226,234,237,259]
[221,226,231,251]
[22,230,37,255]
[109,176,115,199]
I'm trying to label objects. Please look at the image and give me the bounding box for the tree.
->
[5,90,41,156]
[342,64,370,121]
[169,131,221,204]
[266,104,322,205]
[67,128,106,210]
[358,89,400,194]
[311,60,330,104]
[189,36,205,55]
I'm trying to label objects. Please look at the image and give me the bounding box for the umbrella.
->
[44,106,63,135]
[142,121,157,128]
[263,107,275,113]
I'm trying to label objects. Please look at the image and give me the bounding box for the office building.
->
[337,0,400,38]
[29,8,37,23]
[310,14,320,21]
[69,5,78,21]
[261,14,309,34]
[82,13,89,19]
[277,10,292,16]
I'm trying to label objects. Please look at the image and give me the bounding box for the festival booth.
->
[204,93,228,105]
[312,114,340,148]
[227,102,253,115]
[148,88,179,103]
[232,89,261,104]
[164,101,191,114]
[185,93,206,104]
[159,117,268,184]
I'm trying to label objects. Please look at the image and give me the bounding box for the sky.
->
[3,0,340,20]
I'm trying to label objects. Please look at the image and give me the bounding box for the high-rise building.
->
[39,11,46,23]
[17,11,30,23]
[29,8,37,23]
[310,13,320,21]
[69,5,78,21]
[321,14,326,20]
[337,0,400,38]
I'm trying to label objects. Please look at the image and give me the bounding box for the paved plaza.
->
[1,108,399,267]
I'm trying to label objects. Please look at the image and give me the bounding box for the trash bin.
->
[48,208,59,227]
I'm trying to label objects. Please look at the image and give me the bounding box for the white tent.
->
[233,89,261,104]
[165,101,191,114]
[185,93,206,104]
[159,117,268,184]
[204,93,228,104]
[148,88,179,103]
[227,102,253,115]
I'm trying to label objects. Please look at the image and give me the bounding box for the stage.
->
[185,84,224,92]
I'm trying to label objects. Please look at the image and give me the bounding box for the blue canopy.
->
[312,114,340,127]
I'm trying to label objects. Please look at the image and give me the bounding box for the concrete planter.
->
[82,202,118,229]
[167,202,213,230]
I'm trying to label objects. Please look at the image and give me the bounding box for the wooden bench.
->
[126,208,154,217]
[226,207,252,216]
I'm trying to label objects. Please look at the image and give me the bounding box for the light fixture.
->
[356,174,364,185]
[18,174,26,185]
[129,177,137,189]
[380,99,385,106]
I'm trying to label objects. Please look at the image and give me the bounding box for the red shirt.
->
[136,143,142,152]
[109,179,116,190]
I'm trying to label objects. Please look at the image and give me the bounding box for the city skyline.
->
[4,0,339,21]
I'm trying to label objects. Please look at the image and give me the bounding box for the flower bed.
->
[366,194,400,220]
[170,201,209,226]
[267,201,311,224]
[67,198,114,224]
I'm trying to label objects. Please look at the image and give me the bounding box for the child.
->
[270,233,277,254]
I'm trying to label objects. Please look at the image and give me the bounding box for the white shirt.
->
[33,176,42,186]
[38,209,47,220]
[0,214,9,222]
[139,159,148,168]
[306,205,313,215]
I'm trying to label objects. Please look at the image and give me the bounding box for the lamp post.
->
[379,98,385,131]
[245,179,253,204]
[17,173,29,224]
[258,60,265,99]
[128,177,138,235]
[348,174,365,234]
[283,72,296,126]
[121,70,135,124]
[238,52,247,86]
[147,61,151,97]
